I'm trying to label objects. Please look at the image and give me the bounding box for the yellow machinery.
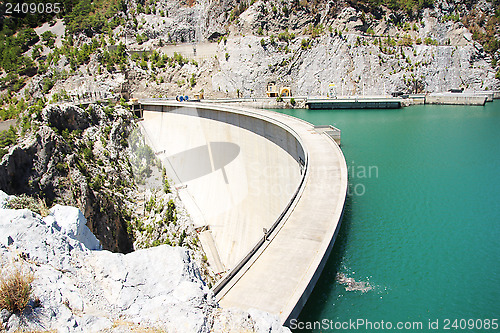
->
[266,82,291,97]
[280,87,291,96]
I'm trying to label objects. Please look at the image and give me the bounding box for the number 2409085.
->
[443,319,498,330]
[5,2,61,14]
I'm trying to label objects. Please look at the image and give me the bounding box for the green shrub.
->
[56,162,68,174]
[398,36,413,46]
[301,38,310,50]
[5,194,36,212]
[40,31,56,48]
[304,23,324,38]
[82,146,94,161]
[278,30,294,43]
[424,37,438,46]
[173,52,187,66]
[5,194,48,216]
[178,230,187,247]
[145,195,156,213]
[269,34,275,45]
[166,199,176,222]
[0,126,17,158]
[385,37,397,47]
[90,175,104,190]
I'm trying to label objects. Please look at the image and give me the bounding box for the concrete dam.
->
[139,100,348,325]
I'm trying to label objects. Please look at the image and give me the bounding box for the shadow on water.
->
[292,193,355,332]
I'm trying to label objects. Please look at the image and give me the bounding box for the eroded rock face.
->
[0,104,135,253]
[120,0,498,99]
[0,125,63,198]
[0,201,213,332]
[41,104,92,132]
[211,30,496,98]
[0,193,290,333]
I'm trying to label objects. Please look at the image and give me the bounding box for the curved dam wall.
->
[139,101,306,271]
[140,100,348,326]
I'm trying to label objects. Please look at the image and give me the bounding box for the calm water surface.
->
[272,102,500,332]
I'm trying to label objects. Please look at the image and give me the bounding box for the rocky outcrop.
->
[0,102,219,285]
[0,104,136,253]
[46,204,101,251]
[0,125,63,198]
[0,192,290,333]
[41,104,92,132]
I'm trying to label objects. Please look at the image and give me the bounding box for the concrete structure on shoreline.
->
[425,92,488,105]
[138,100,348,325]
[305,97,402,109]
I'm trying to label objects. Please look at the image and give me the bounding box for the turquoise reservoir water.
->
[273,103,500,332]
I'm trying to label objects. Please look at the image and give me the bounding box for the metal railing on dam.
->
[138,100,348,326]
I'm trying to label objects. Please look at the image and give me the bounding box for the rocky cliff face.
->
[0,193,290,332]
[86,0,496,100]
[0,103,136,253]
[211,6,497,97]
[0,102,217,284]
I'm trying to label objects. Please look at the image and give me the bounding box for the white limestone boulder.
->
[44,204,101,251]
[89,245,216,332]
